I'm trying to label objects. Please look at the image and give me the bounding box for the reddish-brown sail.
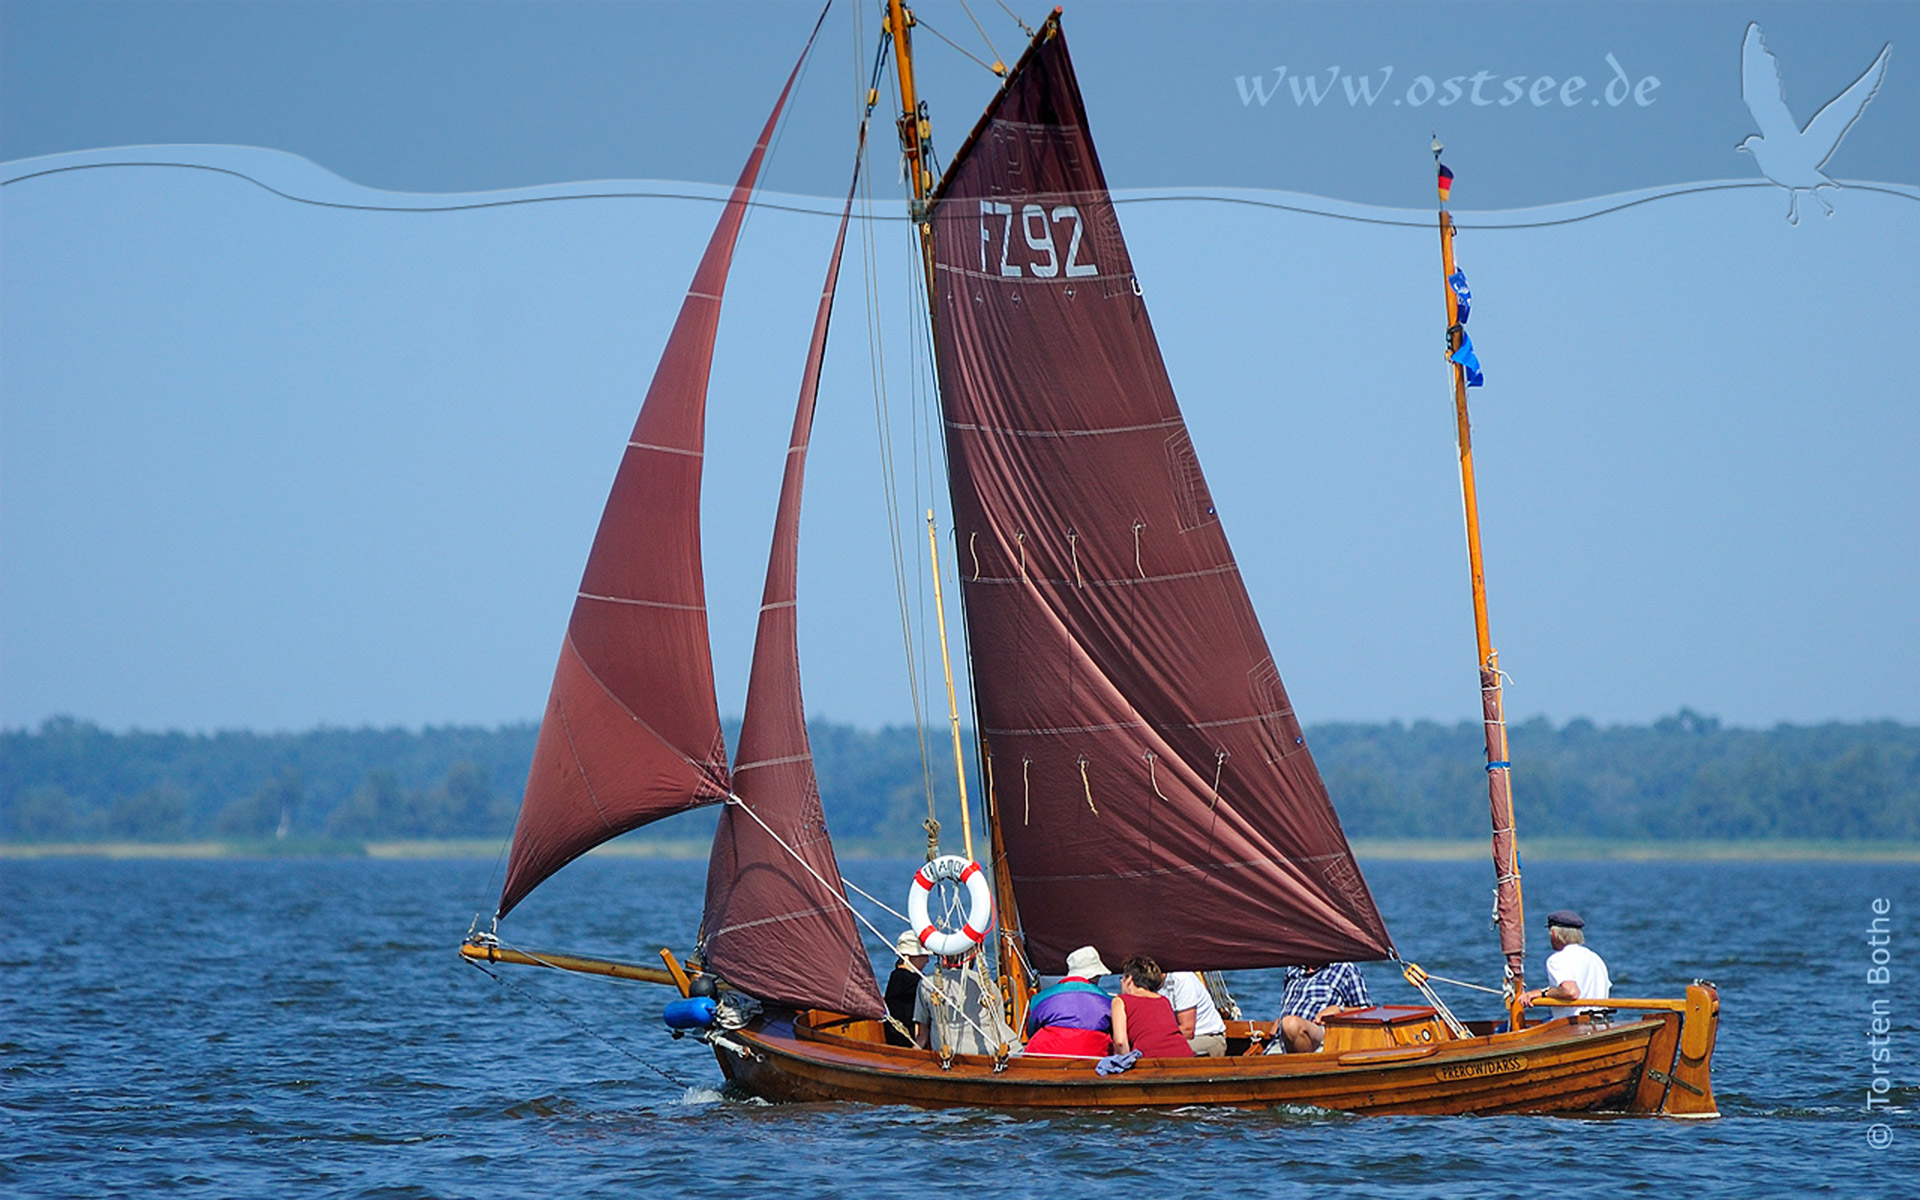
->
[496,33,819,920]
[701,156,885,1017]
[926,21,1394,972]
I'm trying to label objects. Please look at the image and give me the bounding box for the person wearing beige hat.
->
[1019,945,1115,1057]
[884,930,929,1047]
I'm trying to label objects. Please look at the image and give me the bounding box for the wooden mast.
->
[886,0,1036,1032]
[1434,138,1528,1022]
[886,0,937,292]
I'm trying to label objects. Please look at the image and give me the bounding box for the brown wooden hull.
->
[714,996,1718,1116]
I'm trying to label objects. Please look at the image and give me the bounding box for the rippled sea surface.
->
[4,854,1915,1198]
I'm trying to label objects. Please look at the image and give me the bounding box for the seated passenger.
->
[1521,910,1613,1014]
[1266,960,1372,1054]
[1021,945,1114,1057]
[885,930,930,1047]
[1110,955,1195,1058]
[914,944,1017,1057]
[1160,969,1229,1057]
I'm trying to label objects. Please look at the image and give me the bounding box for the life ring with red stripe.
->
[907,855,993,958]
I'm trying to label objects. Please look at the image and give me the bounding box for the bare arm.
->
[1175,1006,1196,1039]
[1110,996,1130,1054]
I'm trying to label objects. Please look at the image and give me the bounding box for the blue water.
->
[4,854,1914,1198]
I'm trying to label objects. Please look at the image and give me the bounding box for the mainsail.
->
[700,156,885,1018]
[926,23,1394,972]
[496,31,819,919]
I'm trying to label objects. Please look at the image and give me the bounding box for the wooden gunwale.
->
[718,1009,1665,1113]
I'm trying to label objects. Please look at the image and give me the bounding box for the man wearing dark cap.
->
[1522,910,1611,1012]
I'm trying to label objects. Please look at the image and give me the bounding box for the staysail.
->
[700,153,886,1018]
[496,27,821,920]
[926,20,1394,972]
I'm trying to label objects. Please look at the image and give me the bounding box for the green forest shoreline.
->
[6,712,1918,848]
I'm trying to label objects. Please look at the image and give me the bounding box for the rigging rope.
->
[722,793,907,942]
[994,0,1035,38]
[857,28,943,843]
[1417,970,1505,996]
[918,954,1014,1056]
[1395,958,1473,1039]
[954,0,1006,73]
[911,13,1002,76]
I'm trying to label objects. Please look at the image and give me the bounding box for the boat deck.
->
[717,1004,1694,1114]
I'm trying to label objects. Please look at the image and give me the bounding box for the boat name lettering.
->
[1436,1055,1528,1080]
[980,201,1098,280]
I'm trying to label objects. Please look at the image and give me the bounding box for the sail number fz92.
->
[980,201,1099,279]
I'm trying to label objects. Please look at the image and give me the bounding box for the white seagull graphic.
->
[1739,22,1891,223]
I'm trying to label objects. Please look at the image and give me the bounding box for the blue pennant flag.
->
[1448,269,1472,324]
[1451,331,1485,387]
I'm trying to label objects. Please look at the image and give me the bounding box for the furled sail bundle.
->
[926,27,1394,971]
[495,33,818,920]
[701,156,886,1018]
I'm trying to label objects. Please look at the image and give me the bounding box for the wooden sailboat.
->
[461,5,1720,1116]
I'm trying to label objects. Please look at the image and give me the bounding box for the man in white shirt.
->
[1522,910,1612,1013]
[1159,970,1228,1056]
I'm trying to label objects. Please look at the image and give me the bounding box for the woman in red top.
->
[1110,956,1196,1058]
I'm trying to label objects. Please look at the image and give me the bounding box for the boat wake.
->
[675,1083,769,1108]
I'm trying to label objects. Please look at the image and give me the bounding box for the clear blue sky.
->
[3,1,1916,733]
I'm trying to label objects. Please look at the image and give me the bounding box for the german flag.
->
[1437,163,1454,203]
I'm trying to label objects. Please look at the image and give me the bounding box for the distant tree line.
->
[2,710,1916,845]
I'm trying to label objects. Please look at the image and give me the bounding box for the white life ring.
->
[907,855,993,958]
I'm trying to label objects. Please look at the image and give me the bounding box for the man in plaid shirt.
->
[1269,961,1372,1054]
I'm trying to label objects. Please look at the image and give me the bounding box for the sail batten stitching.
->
[719,793,906,978]
[576,592,707,611]
[626,441,704,457]
[707,904,845,939]
[733,752,813,771]
[934,262,1134,285]
[981,709,1288,737]
[962,562,1237,588]
[1182,710,1294,732]
[986,720,1146,737]
[758,600,798,613]
[1013,851,1355,884]
[944,417,1182,439]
